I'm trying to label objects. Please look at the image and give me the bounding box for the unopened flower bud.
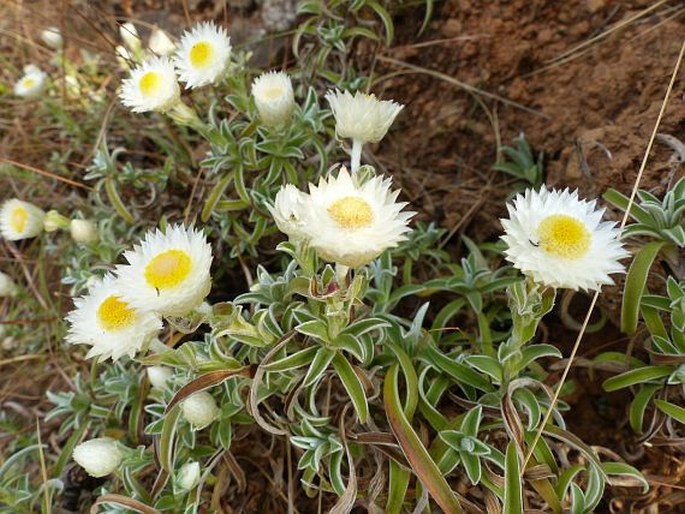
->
[120,22,142,55]
[146,366,173,389]
[149,27,176,56]
[252,71,295,129]
[72,437,122,477]
[181,391,218,429]
[70,219,97,243]
[0,272,18,297]
[41,27,63,50]
[177,461,201,491]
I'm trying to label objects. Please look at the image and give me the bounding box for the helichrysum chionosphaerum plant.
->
[116,224,213,317]
[65,274,162,361]
[174,21,231,89]
[501,187,628,290]
[326,89,404,173]
[0,198,46,240]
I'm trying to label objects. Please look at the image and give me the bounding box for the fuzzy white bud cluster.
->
[72,438,123,478]
[181,391,219,428]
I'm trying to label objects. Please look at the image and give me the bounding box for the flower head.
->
[252,71,294,128]
[0,199,45,240]
[14,66,47,97]
[72,438,122,478]
[177,461,201,491]
[325,89,403,145]
[41,27,63,50]
[174,22,231,89]
[300,167,413,267]
[66,275,162,361]
[501,187,628,291]
[269,184,308,240]
[119,56,180,113]
[0,272,18,297]
[116,225,213,317]
[181,391,218,429]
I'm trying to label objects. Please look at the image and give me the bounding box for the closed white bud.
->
[177,461,201,491]
[181,391,218,429]
[146,366,173,389]
[72,437,122,477]
[148,27,176,56]
[252,71,295,129]
[41,27,63,50]
[70,219,97,243]
[120,22,142,54]
[0,272,18,297]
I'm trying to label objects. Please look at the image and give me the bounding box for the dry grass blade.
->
[1,158,93,191]
[521,37,685,471]
[90,494,160,514]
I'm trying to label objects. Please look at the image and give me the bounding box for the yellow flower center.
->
[10,206,27,233]
[261,85,283,101]
[327,196,374,229]
[22,78,36,89]
[189,41,214,68]
[144,249,192,289]
[97,295,137,331]
[537,214,591,260]
[139,71,161,97]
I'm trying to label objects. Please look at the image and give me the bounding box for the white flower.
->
[116,225,213,317]
[0,199,45,240]
[65,275,162,361]
[14,67,47,97]
[119,22,142,54]
[501,187,629,291]
[149,27,176,56]
[119,56,180,113]
[174,21,231,89]
[325,89,403,145]
[269,184,308,240]
[252,71,294,128]
[301,167,413,267]
[0,272,18,297]
[177,461,201,491]
[41,27,63,49]
[70,219,98,244]
[147,366,173,389]
[72,438,123,478]
[181,391,218,429]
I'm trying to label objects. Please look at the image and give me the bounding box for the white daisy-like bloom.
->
[149,27,176,56]
[116,225,213,317]
[252,71,294,128]
[174,21,231,89]
[41,27,63,50]
[325,89,403,145]
[72,438,122,478]
[269,184,309,240]
[0,199,45,240]
[14,67,47,97]
[181,391,218,429]
[0,271,18,297]
[119,56,180,113]
[65,275,162,361]
[501,187,629,291]
[300,167,414,268]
